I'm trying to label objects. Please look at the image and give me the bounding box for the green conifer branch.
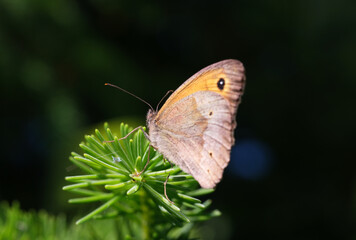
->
[63,122,221,239]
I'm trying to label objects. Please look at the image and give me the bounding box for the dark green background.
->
[0,1,355,239]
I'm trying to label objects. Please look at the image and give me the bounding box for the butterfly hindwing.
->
[149,91,232,188]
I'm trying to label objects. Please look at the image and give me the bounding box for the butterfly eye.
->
[217,78,225,90]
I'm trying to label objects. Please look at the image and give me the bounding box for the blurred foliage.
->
[0,201,221,240]
[0,0,355,239]
[0,201,120,239]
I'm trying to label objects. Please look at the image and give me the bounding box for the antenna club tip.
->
[104,83,109,85]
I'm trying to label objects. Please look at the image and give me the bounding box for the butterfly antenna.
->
[105,83,154,111]
[155,90,174,112]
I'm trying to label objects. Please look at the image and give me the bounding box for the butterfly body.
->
[147,59,245,188]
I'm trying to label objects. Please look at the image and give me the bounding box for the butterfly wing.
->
[148,59,246,188]
[149,91,233,188]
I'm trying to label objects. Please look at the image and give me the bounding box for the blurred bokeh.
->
[0,1,355,239]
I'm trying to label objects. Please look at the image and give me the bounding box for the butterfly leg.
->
[163,158,173,169]
[136,144,154,176]
[103,126,151,143]
[103,126,153,175]
[164,173,174,204]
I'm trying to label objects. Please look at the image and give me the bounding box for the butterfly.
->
[146,59,246,188]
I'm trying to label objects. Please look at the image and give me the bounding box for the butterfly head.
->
[146,109,157,127]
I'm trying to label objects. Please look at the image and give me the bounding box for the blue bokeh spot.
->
[228,139,272,180]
